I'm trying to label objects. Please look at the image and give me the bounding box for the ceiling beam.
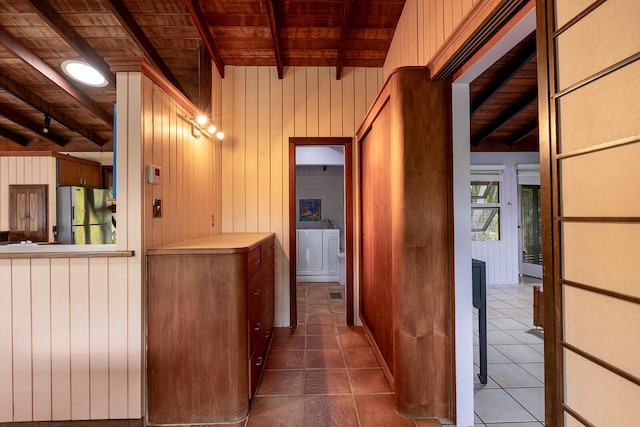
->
[184,0,225,78]
[335,0,354,80]
[507,119,538,146]
[0,27,114,127]
[472,89,537,147]
[0,103,67,146]
[107,0,188,93]
[0,72,110,146]
[0,125,29,146]
[24,0,116,86]
[471,34,536,115]
[264,0,283,79]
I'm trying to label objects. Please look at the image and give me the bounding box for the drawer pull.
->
[253,288,261,296]
[263,276,270,281]
[253,259,261,264]
[254,323,262,331]
[256,356,264,367]
[264,331,271,338]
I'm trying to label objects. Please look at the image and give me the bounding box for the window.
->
[471,181,500,241]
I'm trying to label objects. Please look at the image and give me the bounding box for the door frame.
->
[288,137,354,327]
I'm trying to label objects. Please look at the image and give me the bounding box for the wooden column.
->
[358,67,453,418]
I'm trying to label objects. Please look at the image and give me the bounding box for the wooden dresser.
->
[146,233,275,425]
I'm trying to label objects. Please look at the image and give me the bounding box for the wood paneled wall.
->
[0,156,56,242]
[384,0,478,77]
[0,256,138,422]
[140,76,221,250]
[216,66,383,326]
[538,0,640,424]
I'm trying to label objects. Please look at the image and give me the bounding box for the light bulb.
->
[207,124,216,134]
[216,131,224,140]
[196,115,207,125]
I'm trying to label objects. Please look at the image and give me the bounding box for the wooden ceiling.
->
[0,0,537,153]
[470,31,538,152]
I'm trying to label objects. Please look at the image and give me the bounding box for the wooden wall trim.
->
[110,59,203,118]
[288,137,354,327]
[428,0,532,80]
[0,151,54,157]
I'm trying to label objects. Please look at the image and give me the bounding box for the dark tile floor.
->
[242,281,445,427]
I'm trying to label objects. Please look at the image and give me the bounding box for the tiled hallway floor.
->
[233,278,544,426]
[244,281,442,427]
[473,277,545,426]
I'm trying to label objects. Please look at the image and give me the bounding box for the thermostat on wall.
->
[147,164,162,185]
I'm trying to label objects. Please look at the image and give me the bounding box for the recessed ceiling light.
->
[61,60,108,87]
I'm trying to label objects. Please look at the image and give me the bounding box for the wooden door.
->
[360,100,394,372]
[9,184,48,242]
[538,0,640,424]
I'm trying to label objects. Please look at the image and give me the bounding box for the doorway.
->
[288,137,354,327]
[520,184,542,278]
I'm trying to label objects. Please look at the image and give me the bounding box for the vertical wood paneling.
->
[219,65,383,326]
[0,259,13,421]
[89,258,109,419]
[0,156,57,241]
[330,70,343,136]
[126,256,141,419]
[245,67,259,232]
[50,258,71,420]
[318,67,332,135]
[294,67,307,136]
[269,67,285,323]
[221,68,235,233]
[384,0,482,78]
[306,67,319,137]
[342,68,355,135]
[31,258,52,421]
[69,258,90,420]
[12,258,32,421]
[108,257,129,418]
[233,67,247,231]
[258,67,271,232]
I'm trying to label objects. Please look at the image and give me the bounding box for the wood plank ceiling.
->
[0,0,537,153]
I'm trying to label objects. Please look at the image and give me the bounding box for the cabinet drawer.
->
[248,307,265,356]
[249,326,273,397]
[261,240,274,268]
[248,247,261,279]
[247,273,263,317]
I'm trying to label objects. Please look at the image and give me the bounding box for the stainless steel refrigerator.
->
[56,186,113,244]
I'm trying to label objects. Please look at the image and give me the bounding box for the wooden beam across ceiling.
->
[184,0,225,78]
[107,0,188,93]
[0,103,66,146]
[472,89,537,147]
[336,0,354,80]
[507,119,538,147]
[0,27,114,127]
[471,34,536,115]
[0,125,29,146]
[24,0,117,86]
[264,0,283,79]
[0,72,110,146]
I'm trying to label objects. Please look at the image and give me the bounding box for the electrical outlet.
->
[153,198,162,218]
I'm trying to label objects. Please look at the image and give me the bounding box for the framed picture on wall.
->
[300,199,321,221]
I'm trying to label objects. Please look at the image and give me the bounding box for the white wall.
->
[471,152,539,285]
[216,65,383,327]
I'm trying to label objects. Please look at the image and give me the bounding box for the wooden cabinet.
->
[146,233,275,425]
[357,67,452,418]
[9,184,48,242]
[57,156,101,188]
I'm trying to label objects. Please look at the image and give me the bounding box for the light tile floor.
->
[473,276,545,427]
